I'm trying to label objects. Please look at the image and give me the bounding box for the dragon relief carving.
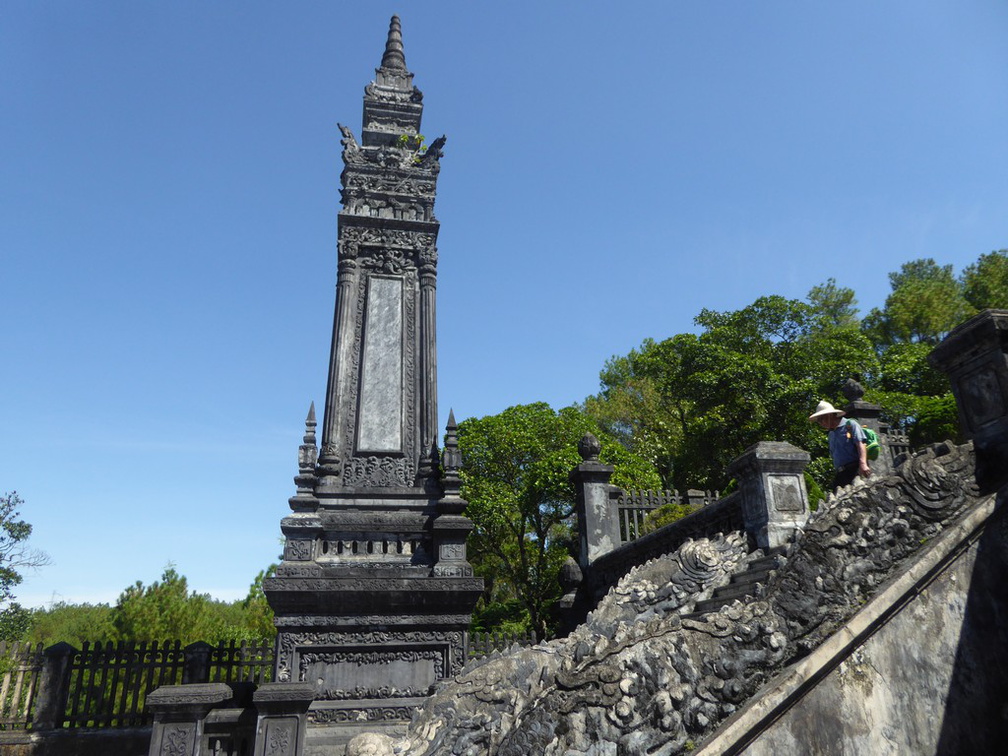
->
[384,441,985,755]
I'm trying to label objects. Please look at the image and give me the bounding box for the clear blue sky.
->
[3,2,1006,608]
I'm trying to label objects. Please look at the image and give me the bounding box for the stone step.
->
[728,567,773,587]
[688,596,735,616]
[683,547,788,618]
[711,580,763,604]
[746,553,786,573]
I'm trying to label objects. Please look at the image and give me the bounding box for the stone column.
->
[32,642,75,731]
[727,441,811,551]
[146,683,233,756]
[571,433,617,569]
[929,309,1008,494]
[319,256,359,473]
[252,682,315,756]
[417,260,438,479]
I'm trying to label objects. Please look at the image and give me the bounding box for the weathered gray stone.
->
[262,15,482,746]
[372,440,987,755]
[571,433,618,568]
[929,308,1008,493]
[728,441,811,550]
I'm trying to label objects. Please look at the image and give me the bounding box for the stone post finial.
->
[301,402,317,469]
[841,376,865,402]
[578,432,602,463]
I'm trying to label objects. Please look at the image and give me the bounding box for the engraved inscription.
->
[357,275,404,452]
[768,473,804,513]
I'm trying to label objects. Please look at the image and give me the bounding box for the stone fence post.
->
[686,489,708,512]
[727,441,811,551]
[252,682,315,756]
[571,433,617,569]
[147,683,233,756]
[32,642,75,730]
[929,308,1008,494]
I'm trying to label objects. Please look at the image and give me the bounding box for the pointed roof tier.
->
[380,15,407,70]
[362,15,424,146]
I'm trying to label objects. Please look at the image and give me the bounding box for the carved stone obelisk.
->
[263,16,482,741]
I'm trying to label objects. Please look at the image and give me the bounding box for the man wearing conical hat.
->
[810,400,871,489]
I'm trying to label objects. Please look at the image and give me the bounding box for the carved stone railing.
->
[614,489,720,543]
[589,490,745,598]
[570,436,811,610]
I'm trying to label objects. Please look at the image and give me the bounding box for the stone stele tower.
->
[263,16,483,739]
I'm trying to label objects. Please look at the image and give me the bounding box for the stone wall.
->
[699,486,1008,755]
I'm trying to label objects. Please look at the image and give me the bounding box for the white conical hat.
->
[809,400,845,421]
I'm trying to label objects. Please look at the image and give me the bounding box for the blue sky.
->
[3,2,1006,608]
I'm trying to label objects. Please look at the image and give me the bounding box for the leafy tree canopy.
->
[458,403,659,639]
[962,249,1008,312]
[863,258,969,345]
[24,565,276,647]
[0,492,49,641]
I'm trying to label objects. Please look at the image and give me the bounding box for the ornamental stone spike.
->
[289,402,319,512]
[442,409,462,494]
[380,15,407,71]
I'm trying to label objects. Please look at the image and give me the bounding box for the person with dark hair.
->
[810,400,870,488]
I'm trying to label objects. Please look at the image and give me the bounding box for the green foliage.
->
[804,471,826,511]
[807,278,860,329]
[458,403,659,639]
[962,249,1008,311]
[587,295,881,491]
[585,249,1008,498]
[640,497,694,535]
[24,566,277,646]
[863,258,969,345]
[909,393,962,447]
[0,492,49,640]
[238,565,277,641]
[0,603,32,642]
[470,597,529,636]
[395,133,427,163]
[29,602,116,647]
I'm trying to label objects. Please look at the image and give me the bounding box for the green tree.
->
[585,293,886,494]
[863,258,969,345]
[961,249,1008,312]
[28,602,117,647]
[0,492,49,641]
[584,336,692,485]
[239,565,277,641]
[807,278,860,329]
[111,566,265,644]
[23,567,276,647]
[458,403,659,640]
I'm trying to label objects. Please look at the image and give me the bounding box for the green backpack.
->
[862,426,880,461]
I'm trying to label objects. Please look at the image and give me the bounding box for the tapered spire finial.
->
[381,15,407,71]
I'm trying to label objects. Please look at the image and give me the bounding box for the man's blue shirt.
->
[829,418,866,468]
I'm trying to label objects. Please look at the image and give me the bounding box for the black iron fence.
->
[0,639,272,731]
